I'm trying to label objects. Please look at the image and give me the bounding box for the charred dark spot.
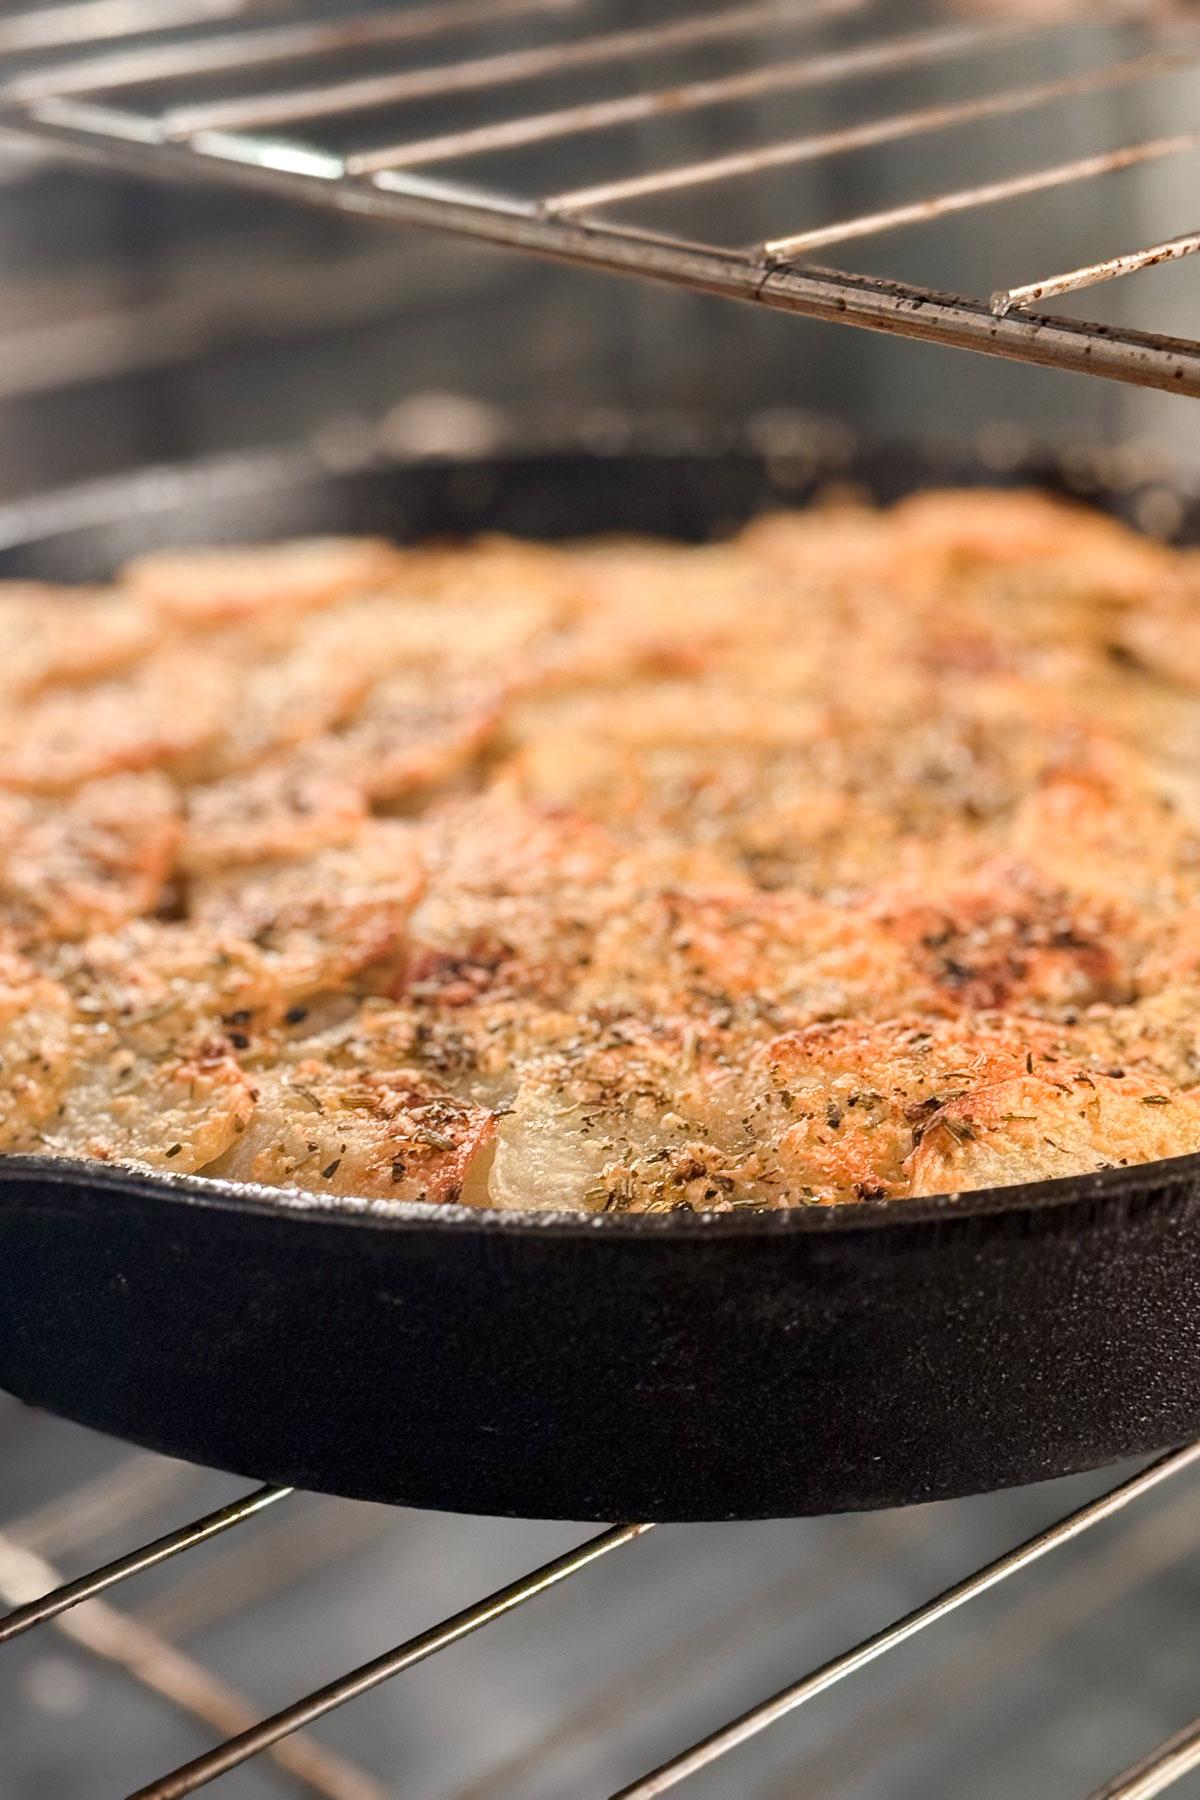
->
[853,1181,887,1201]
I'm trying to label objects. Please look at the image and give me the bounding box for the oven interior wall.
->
[1,8,1197,503]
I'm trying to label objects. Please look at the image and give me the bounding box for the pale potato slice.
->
[122,537,398,626]
[2,922,255,1172]
[0,774,180,944]
[577,888,911,1038]
[0,653,229,793]
[0,949,75,1151]
[334,673,504,803]
[180,754,366,875]
[0,585,157,699]
[43,1029,257,1173]
[50,920,286,1058]
[191,822,423,999]
[488,1022,744,1213]
[890,487,1170,605]
[41,922,266,1170]
[207,1059,494,1203]
[907,1072,1200,1197]
[278,997,548,1110]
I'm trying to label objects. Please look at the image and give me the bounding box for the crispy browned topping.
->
[2,494,1200,1209]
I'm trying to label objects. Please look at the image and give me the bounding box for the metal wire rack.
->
[1,0,1200,394]
[7,1406,1200,1799]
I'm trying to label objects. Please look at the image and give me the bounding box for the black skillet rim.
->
[1,409,1197,1247]
[2,1148,1199,1242]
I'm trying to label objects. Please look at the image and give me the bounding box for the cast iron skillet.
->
[1,420,1199,1524]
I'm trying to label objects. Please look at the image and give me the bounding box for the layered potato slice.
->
[180,754,367,876]
[750,1015,1200,1207]
[291,536,578,683]
[1011,733,1200,917]
[492,1012,1200,1214]
[208,1059,494,1203]
[195,625,375,779]
[191,822,424,1001]
[906,1070,1200,1197]
[49,920,287,1052]
[0,773,180,944]
[38,923,263,1171]
[489,1018,742,1213]
[888,487,1171,613]
[121,537,399,627]
[576,887,909,1037]
[1118,589,1200,695]
[539,537,811,687]
[0,652,231,794]
[864,858,1139,1017]
[42,1033,257,1174]
[0,948,75,1151]
[331,672,505,806]
[0,583,157,701]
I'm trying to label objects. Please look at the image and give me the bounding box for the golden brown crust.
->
[2,488,1199,1208]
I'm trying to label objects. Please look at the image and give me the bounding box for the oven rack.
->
[0,1,1199,396]
[3,1424,1200,1799]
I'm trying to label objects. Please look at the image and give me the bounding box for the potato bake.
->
[3,487,1200,1212]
